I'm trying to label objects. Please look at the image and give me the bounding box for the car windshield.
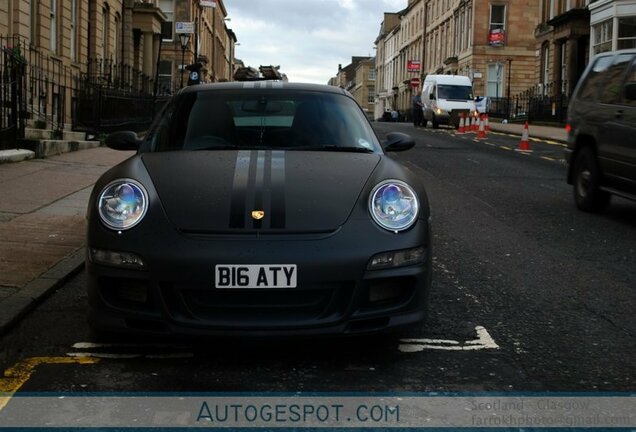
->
[148,89,380,153]
[437,85,474,100]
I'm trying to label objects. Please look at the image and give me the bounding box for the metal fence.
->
[0,34,171,150]
[486,81,569,124]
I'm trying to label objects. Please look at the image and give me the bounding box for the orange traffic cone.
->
[472,115,479,132]
[517,121,532,152]
[476,115,487,139]
[457,113,466,133]
[484,114,490,131]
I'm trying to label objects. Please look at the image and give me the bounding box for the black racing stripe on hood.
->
[252,150,266,230]
[270,151,286,229]
[230,150,286,230]
[229,150,251,228]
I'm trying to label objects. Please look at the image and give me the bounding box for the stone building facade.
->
[423,0,540,99]
[535,0,592,98]
[374,0,425,120]
[590,0,636,54]
[0,0,236,140]
[350,57,377,119]
[158,0,235,92]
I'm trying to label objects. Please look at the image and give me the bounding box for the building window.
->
[159,0,174,41]
[560,41,567,93]
[102,4,110,59]
[592,19,613,54]
[70,0,78,61]
[368,68,376,80]
[158,60,173,94]
[50,0,57,53]
[618,17,636,50]
[487,63,503,98]
[114,13,121,63]
[30,0,38,44]
[466,6,472,48]
[490,4,506,31]
[541,43,550,88]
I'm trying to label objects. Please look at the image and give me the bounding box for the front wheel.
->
[572,146,610,212]
[431,115,439,129]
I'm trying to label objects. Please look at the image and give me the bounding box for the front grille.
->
[162,282,355,328]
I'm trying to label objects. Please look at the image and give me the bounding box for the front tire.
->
[572,146,610,212]
[432,115,439,129]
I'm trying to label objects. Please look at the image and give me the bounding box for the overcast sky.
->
[226,0,407,84]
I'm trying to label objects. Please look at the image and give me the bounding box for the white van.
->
[421,75,477,128]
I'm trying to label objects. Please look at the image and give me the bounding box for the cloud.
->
[227,0,408,83]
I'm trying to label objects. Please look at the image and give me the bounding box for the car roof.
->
[424,75,472,85]
[178,81,351,96]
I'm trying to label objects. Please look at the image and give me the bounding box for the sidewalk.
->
[487,120,568,143]
[0,146,134,334]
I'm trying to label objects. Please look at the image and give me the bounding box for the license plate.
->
[215,265,297,289]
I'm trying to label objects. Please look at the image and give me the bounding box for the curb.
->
[488,126,567,144]
[0,248,85,336]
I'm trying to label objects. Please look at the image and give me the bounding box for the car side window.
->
[620,60,636,106]
[577,55,614,101]
[598,54,634,104]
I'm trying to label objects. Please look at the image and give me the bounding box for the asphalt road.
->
[0,122,634,395]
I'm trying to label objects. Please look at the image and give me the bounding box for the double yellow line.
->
[0,356,100,411]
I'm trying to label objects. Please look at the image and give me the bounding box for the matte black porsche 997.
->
[87,82,432,337]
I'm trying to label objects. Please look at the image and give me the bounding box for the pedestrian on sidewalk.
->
[412,87,424,127]
[391,109,399,123]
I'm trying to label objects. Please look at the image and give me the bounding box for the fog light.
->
[116,282,149,303]
[369,280,404,302]
[367,246,425,270]
[90,248,146,269]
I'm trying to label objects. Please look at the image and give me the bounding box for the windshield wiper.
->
[287,145,374,153]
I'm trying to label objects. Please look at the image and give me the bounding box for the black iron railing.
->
[486,81,569,124]
[0,34,173,150]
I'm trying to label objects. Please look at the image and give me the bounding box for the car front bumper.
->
[86,219,432,337]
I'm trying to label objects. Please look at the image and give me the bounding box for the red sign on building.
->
[407,60,421,73]
[410,78,421,88]
[489,29,505,46]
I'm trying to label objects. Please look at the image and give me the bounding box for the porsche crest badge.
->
[251,210,265,220]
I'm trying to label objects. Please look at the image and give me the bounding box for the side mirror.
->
[383,132,415,152]
[624,82,636,101]
[105,131,141,151]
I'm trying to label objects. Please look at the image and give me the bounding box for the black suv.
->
[565,49,636,212]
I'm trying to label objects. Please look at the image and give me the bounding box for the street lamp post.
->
[179,33,191,89]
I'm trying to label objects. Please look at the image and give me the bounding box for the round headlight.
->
[369,180,419,232]
[97,179,148,230]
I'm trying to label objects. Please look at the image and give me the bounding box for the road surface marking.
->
[69,342,195,360]
[399,326,499,353]
[0,356,99,411]
[501,146,512,151]
[541,156,556,162]
[67,352,194,359]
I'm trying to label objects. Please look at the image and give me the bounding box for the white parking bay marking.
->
[399,326,499,352]
[69,342,194,360]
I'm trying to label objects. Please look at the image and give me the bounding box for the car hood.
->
[141,150,381,233]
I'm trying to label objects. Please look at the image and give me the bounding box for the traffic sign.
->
[410,78,421,88]
[175,22,195,34]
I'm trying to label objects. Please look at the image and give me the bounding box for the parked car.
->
[565,49,636,212]
[86,82,432,337]
[421,74,478,128]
